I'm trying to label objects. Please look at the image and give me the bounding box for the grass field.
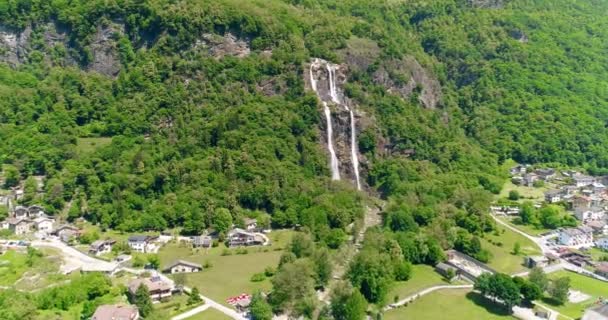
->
[384,289,515,320]
[497,180,549,203]
[541,270,608,318]
[387,264,449,303]
[154,293,204,317]
[76,137,112,153]
[158,230,294,307]
[480,224,541,274]
[0,248,62,288]
[502,217,553,237]
[185,308,232,320]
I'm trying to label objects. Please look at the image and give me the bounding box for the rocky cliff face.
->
[372,56,442,109]
[195,32,251,59]
[0,22,122,77]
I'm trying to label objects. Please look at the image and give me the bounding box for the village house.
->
[510,165,528,176]
[27,205,46,218]
[574,174,596,187]
[52,225,81,243]
[192,235,212,248]
[92,304,139,320]
[8,218,32,235]
[89,239,116,256]
[592,182,607,194]
[13,206,28,219]
[244,218,258,231]
[32,216,54,232]
[559,226,594,248]
[435,262,458,281]
[523,173,539,187]
[162,260,202,274]
[544,190,562,203]
[576,209,606,222]
[127,235,160,253]
[596,237,608,250]
[595,263,608,278]
[128,277,173,301]
[227,228,264,247]
[535,168,556,181]
[582,303,608,320]
[586,220,608,236]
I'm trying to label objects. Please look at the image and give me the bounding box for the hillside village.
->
[5,165,608,320]
[0,177,278,320]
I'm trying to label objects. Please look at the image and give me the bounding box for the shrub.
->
[250,272,266,282]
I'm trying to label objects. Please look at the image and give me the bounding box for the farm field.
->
[542,270,608,319]
[158,230,295,307]
[480,224,541,274]
[384,288,515,320]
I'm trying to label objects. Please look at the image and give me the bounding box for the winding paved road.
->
[30,239,244,320]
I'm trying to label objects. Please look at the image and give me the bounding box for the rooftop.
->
[92,304,138,320]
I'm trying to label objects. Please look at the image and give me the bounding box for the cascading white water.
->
[349,109,361,190]
[311,61,341,180]
[324,102,341,180]
[311,59,362,189]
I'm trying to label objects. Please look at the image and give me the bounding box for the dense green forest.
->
[2,0,608,318]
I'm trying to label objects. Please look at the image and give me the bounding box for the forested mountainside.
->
[1,0,608,316]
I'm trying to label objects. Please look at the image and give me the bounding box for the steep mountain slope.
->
[1,0,608,316]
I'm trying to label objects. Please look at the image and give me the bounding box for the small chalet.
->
[32,216,54,232]
[523,173,539,187]
[595,263,608,278]
[127,235,159,253]
[227,228,264,247]
[128,277,173,301]
[92,304,139,320]
[52,225,81,242]
[8,218,32,235]
[89,239,116,256]
[193,235,212,248]
[535,168,556,181]
[163,260,202,274]
[435,262,458,280]
[586,220,608,235]
[582,303,608,320]
[544,190,562,203]
[244,218,258,231]
[574,174,596,187]
[596,237,608,250]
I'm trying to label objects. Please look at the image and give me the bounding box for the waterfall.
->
[324,102,341,180]
[349,109,361,190]
[310,59,362,189]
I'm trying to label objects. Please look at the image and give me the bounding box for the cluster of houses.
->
[0,205,55,236]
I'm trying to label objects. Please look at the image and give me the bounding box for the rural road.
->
[31,239,245,320]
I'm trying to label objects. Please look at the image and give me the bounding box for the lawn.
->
[387,264,449,303]
[0,248,62,288]
[497,180,549,203]
[185,308,232,320]
[158,230,295,307]
[76,137,112,153]
[384,288,515,320]
[154,293,204,317]
[480,225,541,274]
[541,270,608,319]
